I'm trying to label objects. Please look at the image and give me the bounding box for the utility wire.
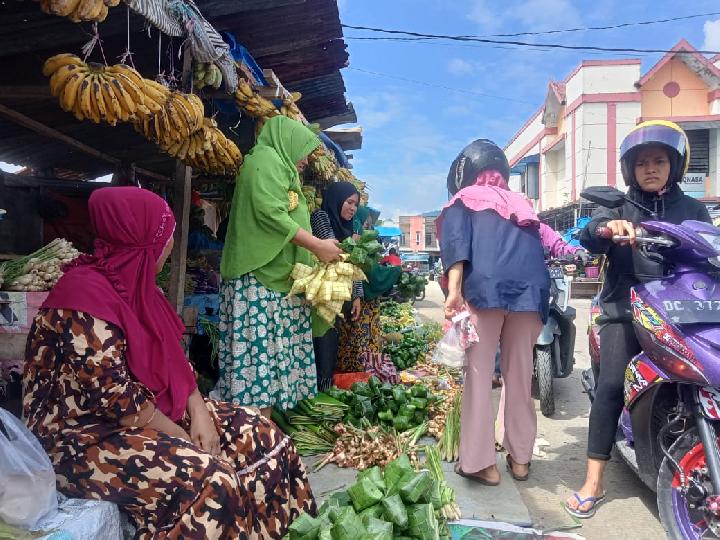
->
[342,24,720,55]
[467,11,720,38]
[346,67,535,104]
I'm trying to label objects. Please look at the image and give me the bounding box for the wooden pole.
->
[167,46,194,314]
[168,159,192,313]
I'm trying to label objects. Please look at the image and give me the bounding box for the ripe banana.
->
[101,79,123,123]
[43,53,82,78]
[49,0,82,18]
[92,75,111,125]
[49,63,84,97]
[59,70,87,112]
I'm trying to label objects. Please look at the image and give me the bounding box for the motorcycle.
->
[534,258,577,417]
[580,185,720,539]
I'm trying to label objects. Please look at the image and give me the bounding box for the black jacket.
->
[580,183,711,323]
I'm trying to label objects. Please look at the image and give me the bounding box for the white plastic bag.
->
[0,408,58,529]
[431,318,467,368]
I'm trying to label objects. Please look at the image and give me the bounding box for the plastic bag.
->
[431,314,472,368]
[0,408,57,529]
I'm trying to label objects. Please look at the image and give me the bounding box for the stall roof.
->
[0,0,353,180]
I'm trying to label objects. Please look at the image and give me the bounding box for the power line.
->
[341,24,720,55]
[346,67,535,104]
[469,11,720,38]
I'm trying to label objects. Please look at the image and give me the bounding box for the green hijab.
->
[220,116,321,292]
[353,205,402,300]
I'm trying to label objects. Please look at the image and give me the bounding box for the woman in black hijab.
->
[309,181,361,390]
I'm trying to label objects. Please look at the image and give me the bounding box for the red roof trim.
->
[505,106,544,149]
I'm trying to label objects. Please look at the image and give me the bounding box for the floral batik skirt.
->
[215,273,317,409]
[337,297,383,372]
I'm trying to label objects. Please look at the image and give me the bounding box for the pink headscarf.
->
[43,187,197,421]
[436,170,540,239]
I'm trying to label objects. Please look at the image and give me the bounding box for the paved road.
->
[415,281,666,539]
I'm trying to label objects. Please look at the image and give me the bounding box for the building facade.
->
[398,211,441,267]
[506,40,720,212]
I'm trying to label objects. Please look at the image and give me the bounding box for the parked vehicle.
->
[581,185,720,539]
[534,258,577,417]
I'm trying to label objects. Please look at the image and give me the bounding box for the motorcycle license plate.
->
[699,387,720,420]
[661,300,720,324]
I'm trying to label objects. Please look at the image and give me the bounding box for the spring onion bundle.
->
[0,238,80,291]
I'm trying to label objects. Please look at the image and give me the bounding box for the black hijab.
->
[321,181,359,241]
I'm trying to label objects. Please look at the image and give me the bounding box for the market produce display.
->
[314,422,426,471]
[383,331,429,371]
[380,301,416,332]
[325,378,435,432]
[0,238,80,291]
[396,272,428,302]
[164,118,243,176]
[133,87,205,144]
[302,186,323,213]
[309,147,337,184]
[234,79,280,118]
[44,56,157,125]
[193,62,223,90]
[339,229,384,272]
[289,257,367,324]
[436,392,461,462]
[287,453,459,540]
[35,0,119,23]
[271,394,348,455]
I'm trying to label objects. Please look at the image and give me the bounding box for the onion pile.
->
[0,238,81,291]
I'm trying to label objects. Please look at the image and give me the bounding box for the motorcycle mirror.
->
[580,186,626,208]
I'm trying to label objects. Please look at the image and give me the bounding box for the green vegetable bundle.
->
[382,331,429,371]
[395,272,427,302]
[286,454,457,540]
[327,377,436,432]
[340,229,384,272]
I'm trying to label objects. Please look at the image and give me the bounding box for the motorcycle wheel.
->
[658,427,720,539]
[416,290,426,302]
[534,345,555,417]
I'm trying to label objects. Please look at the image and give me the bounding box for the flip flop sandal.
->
[564,492,606,519]
[454,463,501,486]
[506,455,530,481]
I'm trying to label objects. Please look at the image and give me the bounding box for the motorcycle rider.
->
[566,120,712,518]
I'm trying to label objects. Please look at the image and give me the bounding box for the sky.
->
[336,0,720,222]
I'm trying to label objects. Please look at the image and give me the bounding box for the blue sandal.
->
[564,492,606,519]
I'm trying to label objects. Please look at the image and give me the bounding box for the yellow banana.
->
[78,74,95,122]
[107,64,145,90]
[49,63,83,97]
[100,79,123,123]
[104,0,120,6]
[112,73,146,113]
[59,70,87,112]
[96,3,108,21]
[108,77,136,119]
[49,0,82,18]
[42,53,83,77]
[75,0,97,21]
[141,82,168,113]
[91,76,110,124]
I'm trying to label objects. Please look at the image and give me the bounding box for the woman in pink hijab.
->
[23,187,314,539]
[438,140,584,486]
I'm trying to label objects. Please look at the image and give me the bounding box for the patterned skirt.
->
[54,400,315,539]
[337,297,383,372]
[215,273,317,409]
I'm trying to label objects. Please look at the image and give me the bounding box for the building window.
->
[416,232,421,245]
[425,232,432,246]
[400,234,406,246]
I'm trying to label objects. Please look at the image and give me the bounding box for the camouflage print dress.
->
[23,308,316,540]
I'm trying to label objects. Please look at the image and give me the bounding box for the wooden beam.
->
[0,102,171,183]
[168,160,192,313]
[167,48,194,314]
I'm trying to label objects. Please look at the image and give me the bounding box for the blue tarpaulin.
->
[561,216,591,247]
[376,226,402,237]
[402,253,430,262]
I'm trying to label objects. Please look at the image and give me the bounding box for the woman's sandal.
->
[564,492,607,519]
[505,455,530,481]
[454,463,500,486]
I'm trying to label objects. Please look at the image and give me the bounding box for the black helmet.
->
[619,120,690,188]
[446,139,510,196]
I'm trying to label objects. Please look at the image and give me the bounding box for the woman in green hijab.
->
[215,116,343,416]
[337,206,402,372]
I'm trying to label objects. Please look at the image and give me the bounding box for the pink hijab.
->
[43,187,197,421]
[436,170,539,238]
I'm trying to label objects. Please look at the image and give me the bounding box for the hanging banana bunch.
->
[193,62,223,90]
[35,0,119,23]
[234,79,280,119]
[280,91,304,121]
[308,147,339,184]
[133,89,205,145]
[164,118,243,177]
[44,54,155,125]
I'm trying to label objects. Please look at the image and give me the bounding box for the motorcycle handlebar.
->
[596,226,676,248]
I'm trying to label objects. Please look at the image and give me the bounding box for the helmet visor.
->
[620,125,686,160]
